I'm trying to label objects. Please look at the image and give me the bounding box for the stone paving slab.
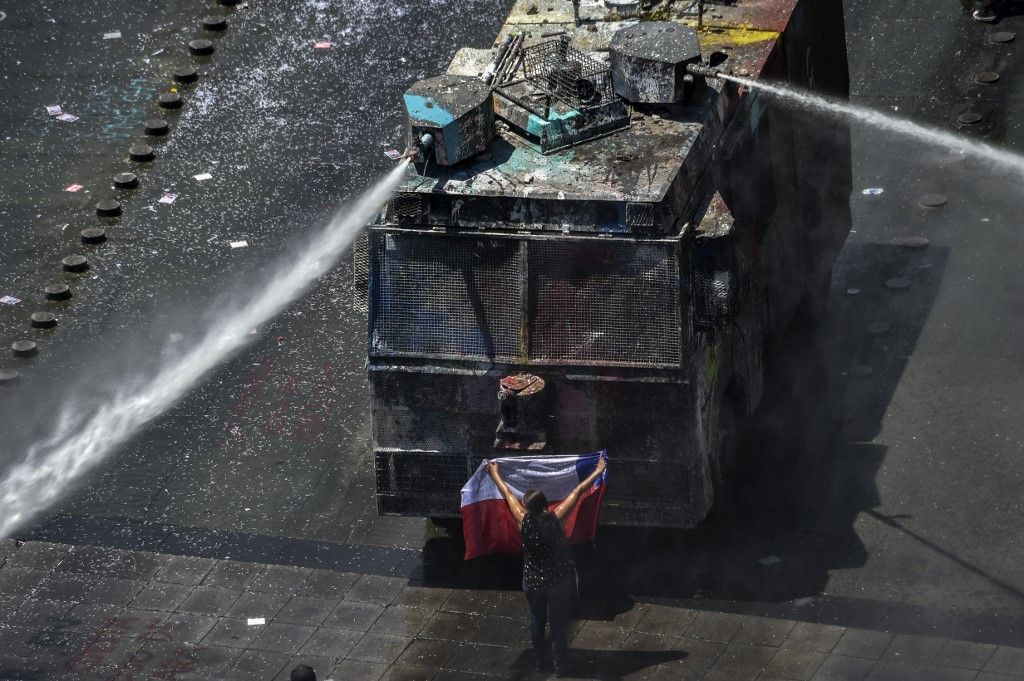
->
[2,541,1024,681]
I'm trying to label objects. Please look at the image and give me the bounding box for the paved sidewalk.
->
[1,540,1024,681]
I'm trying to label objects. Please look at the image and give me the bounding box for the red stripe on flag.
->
[562,482,606,545]
[461,498,522,559]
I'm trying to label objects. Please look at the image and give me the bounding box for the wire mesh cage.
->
[522,37,614,110]
[352,232,369,313]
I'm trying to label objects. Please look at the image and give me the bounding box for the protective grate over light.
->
[523,37,615,111]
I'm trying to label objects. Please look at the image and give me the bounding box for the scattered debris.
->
[384,149,402,161]
[193,172,213,181]
[103,31,122,40]
[758,555,782,567]
[230,240,248,249]
[56,113,79,122]
[845,287,860,295]
[158,192,177,204]
[0,296,21,305]
[314,41,333,49]
[793,596,813,606]
[861,187,884,195]
[64,183,84,193]
[246,617,265,626]
[45,105,63,116]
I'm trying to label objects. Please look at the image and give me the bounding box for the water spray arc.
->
[0,162,410,539]
[715,73,1024,177]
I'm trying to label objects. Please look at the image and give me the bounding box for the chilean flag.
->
[460,451,608,560]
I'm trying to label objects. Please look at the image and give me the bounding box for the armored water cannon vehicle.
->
[357,0,851,527]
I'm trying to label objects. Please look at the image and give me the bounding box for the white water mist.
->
[724,75,1024,177]
[0,162,409,538]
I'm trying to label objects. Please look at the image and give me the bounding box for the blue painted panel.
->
[404,93,456,126]
[525,109,581,138]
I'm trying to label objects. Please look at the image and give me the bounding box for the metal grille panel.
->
[392,452,472,495]
[529,241,681,365]
[626,202,656,229]
[371,233,524,361]
[353,232,369,313]
[388,192,426,225]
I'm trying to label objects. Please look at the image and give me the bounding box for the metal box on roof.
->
[403,74,494,166]
[610,21,702,104]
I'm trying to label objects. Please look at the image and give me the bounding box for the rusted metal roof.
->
[398,0,794,212]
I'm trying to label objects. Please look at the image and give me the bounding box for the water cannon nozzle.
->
[402,132,436,162]
[686,62,724,79]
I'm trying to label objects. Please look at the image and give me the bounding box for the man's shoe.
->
[973,7,998,21]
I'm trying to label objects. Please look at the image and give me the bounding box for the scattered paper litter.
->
[384,149,402,161]
[65,183,84,193]
[793,597,813,607]
[758,555,782,567]
[0,296,21,305]
[158,192,177,204]
[45,105,63,116]
[861,187,884,196]
[230,240,248,249]
[56,113,79,122]
[314,41,333,49]
[103,31,122,39]
[193,172,213,181]
[246,618,265,626]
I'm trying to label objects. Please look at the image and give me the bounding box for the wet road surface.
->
[1,0,1024,654]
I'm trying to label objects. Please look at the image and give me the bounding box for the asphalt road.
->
[1,0,1024,650]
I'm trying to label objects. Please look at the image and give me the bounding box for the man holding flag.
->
[460,452,608,676]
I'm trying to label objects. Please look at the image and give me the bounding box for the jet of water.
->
[0,161,410,539]
[723,74,1024,177]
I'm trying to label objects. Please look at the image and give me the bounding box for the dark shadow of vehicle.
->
[417,241,952,625]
